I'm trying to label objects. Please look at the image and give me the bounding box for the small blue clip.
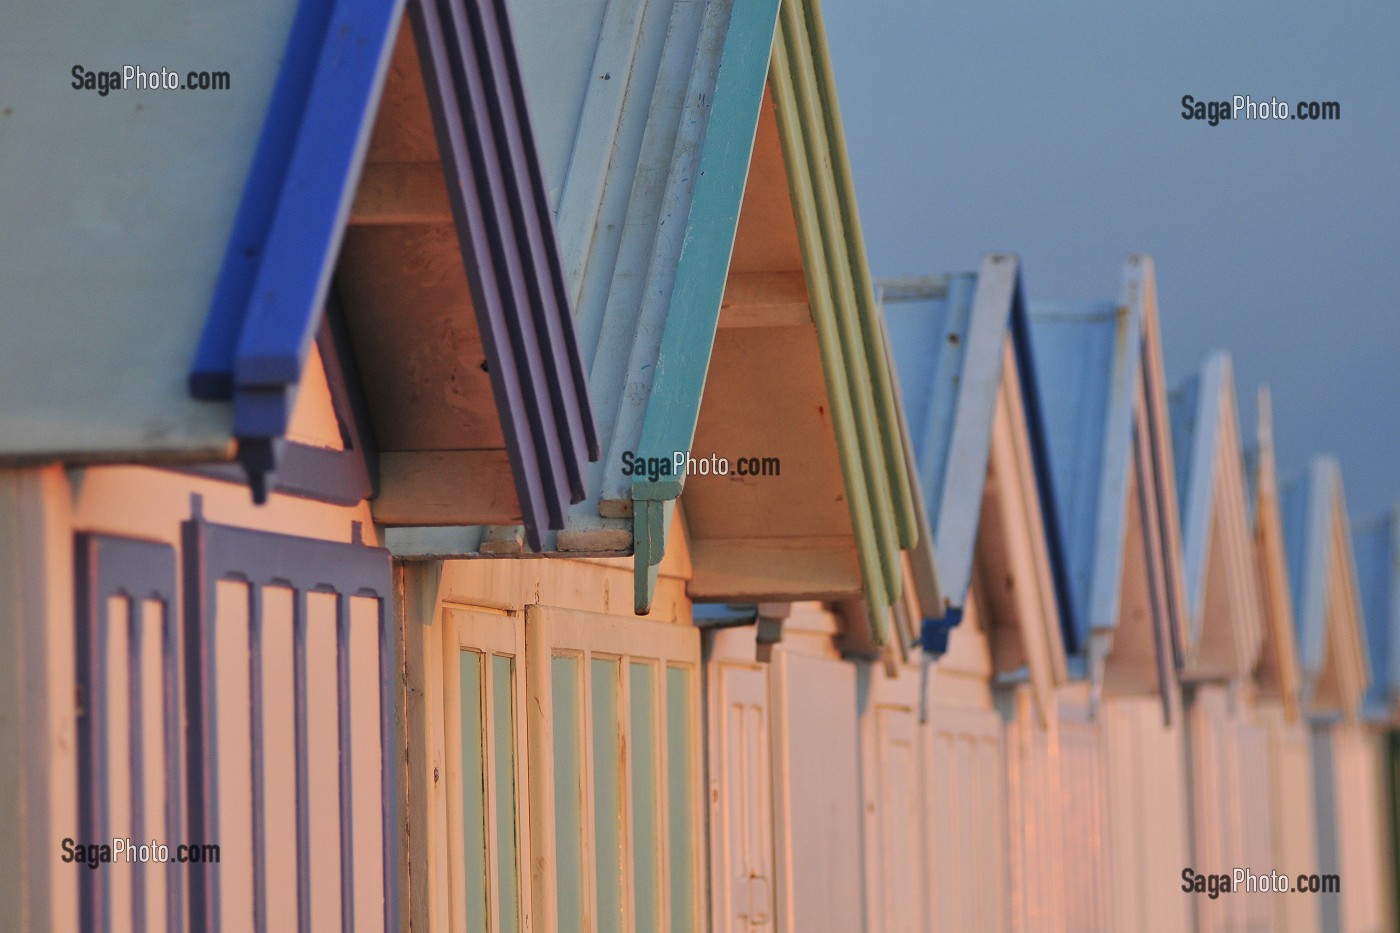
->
[920,605,964,657]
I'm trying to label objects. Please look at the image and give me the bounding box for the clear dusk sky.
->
[823,0,1400,519]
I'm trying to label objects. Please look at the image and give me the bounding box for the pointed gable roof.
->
[1167,352,1265,681]
[880,255,1071,706]
[1352,505,1400,721]
[1280,457,1371,719]
[636,0,918,627]
[386,0,785,561]
[0,0,597,550]
[1027,255,1187,702]
[385,0,917,633]
[1244,389,1305,720]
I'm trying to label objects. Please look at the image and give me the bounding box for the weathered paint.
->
[638,0,923,624]
[675,85,909,648]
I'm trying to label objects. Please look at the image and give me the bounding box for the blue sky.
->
[824,1,1400,518]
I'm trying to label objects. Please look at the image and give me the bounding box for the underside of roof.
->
[1167,353,1264,681]
[1281,457,1371,718]
[640,0,919,628]
[385,0,783,565]
[336,3,597,551]
[680,93,869,614]
[1028,256,1184,704]
[1353,506,1400,719]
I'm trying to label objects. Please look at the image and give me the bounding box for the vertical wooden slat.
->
[126,598,147,933]
[249,586,268,933]
[107,597,133,933]
[336,594,356,933]
[75,537,111,933]
[294,588,312,933]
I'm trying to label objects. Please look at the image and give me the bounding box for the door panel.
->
[709,646,775,933]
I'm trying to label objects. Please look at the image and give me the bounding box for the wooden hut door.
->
[707,630,776,932]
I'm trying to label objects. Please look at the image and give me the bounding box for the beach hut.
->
[1352,504,1400,930]
[687,1,925,928]
[1167,353,1271,931]
[391,0,923,929]
[1282,458,1387,932]
[0,0,606,927]
[1245,391,1320,933]
[1027,255,1193,933]
[878,253,1072,932]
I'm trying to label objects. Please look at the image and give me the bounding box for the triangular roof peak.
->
[1245,388,1304,720]
[1167,352,1265,682]
[386,0,785,567]
[1281,456,1371,719]
[389,0,919,632]
[1,1,598,548]
[880,255,1070,706]
[642,0,918,632]
[1027,255,1186,708]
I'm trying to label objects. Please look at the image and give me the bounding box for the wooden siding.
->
[2,463,396,932]
[1103,697,1190,933]
[1313,724,1389,933]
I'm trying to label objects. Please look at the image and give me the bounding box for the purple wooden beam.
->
[409,0,599,550]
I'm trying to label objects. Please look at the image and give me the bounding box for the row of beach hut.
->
[0,0,1396,931]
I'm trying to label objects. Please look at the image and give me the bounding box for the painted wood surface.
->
[761,0,918,632]
[1101,696,1190,933]
[341,8,597,549]
[681,93,863,614]
[769,637,865,933]
[1311,724,1389,933]
[1281,458,1371,719]
[1248,390,1306,724]
[1028,257,1187,707]
[1004,684,1067,933]
[0,3,297,460]
[1185,686,1262,933]
[1257,703,1321,933]
[707,628,777,932]
[881,256,1069,710]
[1168,354,1265,682]
[5,463,395,931]
[0,467,80,931]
